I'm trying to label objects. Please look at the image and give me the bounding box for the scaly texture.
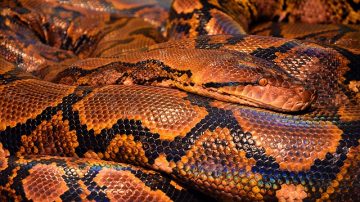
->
[0,0,359,201]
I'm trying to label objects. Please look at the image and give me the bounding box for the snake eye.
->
[259,78,268,86]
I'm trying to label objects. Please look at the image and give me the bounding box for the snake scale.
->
[0,0,359,201]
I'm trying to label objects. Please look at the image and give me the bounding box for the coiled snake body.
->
[0,0,359,201]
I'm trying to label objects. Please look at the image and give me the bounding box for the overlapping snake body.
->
[0,0,359,201]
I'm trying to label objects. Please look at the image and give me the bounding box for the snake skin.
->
[0,0,359,201]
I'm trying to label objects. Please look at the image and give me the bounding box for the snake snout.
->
[292,86,317,111]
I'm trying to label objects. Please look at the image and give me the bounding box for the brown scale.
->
[0,7,77,71]
[166,16,202,39]
[174,127,263,201]
[171,0,203,14]
[210,100,360,199]
[46,0,172,28]
[104,134,149,165]
[165,0,203,39]
[73,85,208,139]
[0,79,75,130]
[93,168,172,202]
[205,9,246,35]
[17,111,79,157]
[108,48,271,85]
[275,184,308,202]
[0,156,198,201]
[22,163,69,201]
[223,35,299,54]
[278,0,359,24]
[147,34,295,55]
[251,22,341,39]
[270,45,351,108]
[0,0,168,71]
[90,18,166,57]
[0,28,73,72]
[324,141,360,201]
[233,108,342,171]
[250,22,360,54]
[168,0,359,39]
[62,0,169,38]
[210,100,359,172]
[285,24,349,39]
[167,0,250,38]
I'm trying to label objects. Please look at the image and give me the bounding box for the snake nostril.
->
[296,88,304,94]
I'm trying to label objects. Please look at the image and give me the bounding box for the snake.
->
[0,0,359,201]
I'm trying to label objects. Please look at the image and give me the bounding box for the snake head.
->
[232,73,317,112]
[176,49,317,112]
